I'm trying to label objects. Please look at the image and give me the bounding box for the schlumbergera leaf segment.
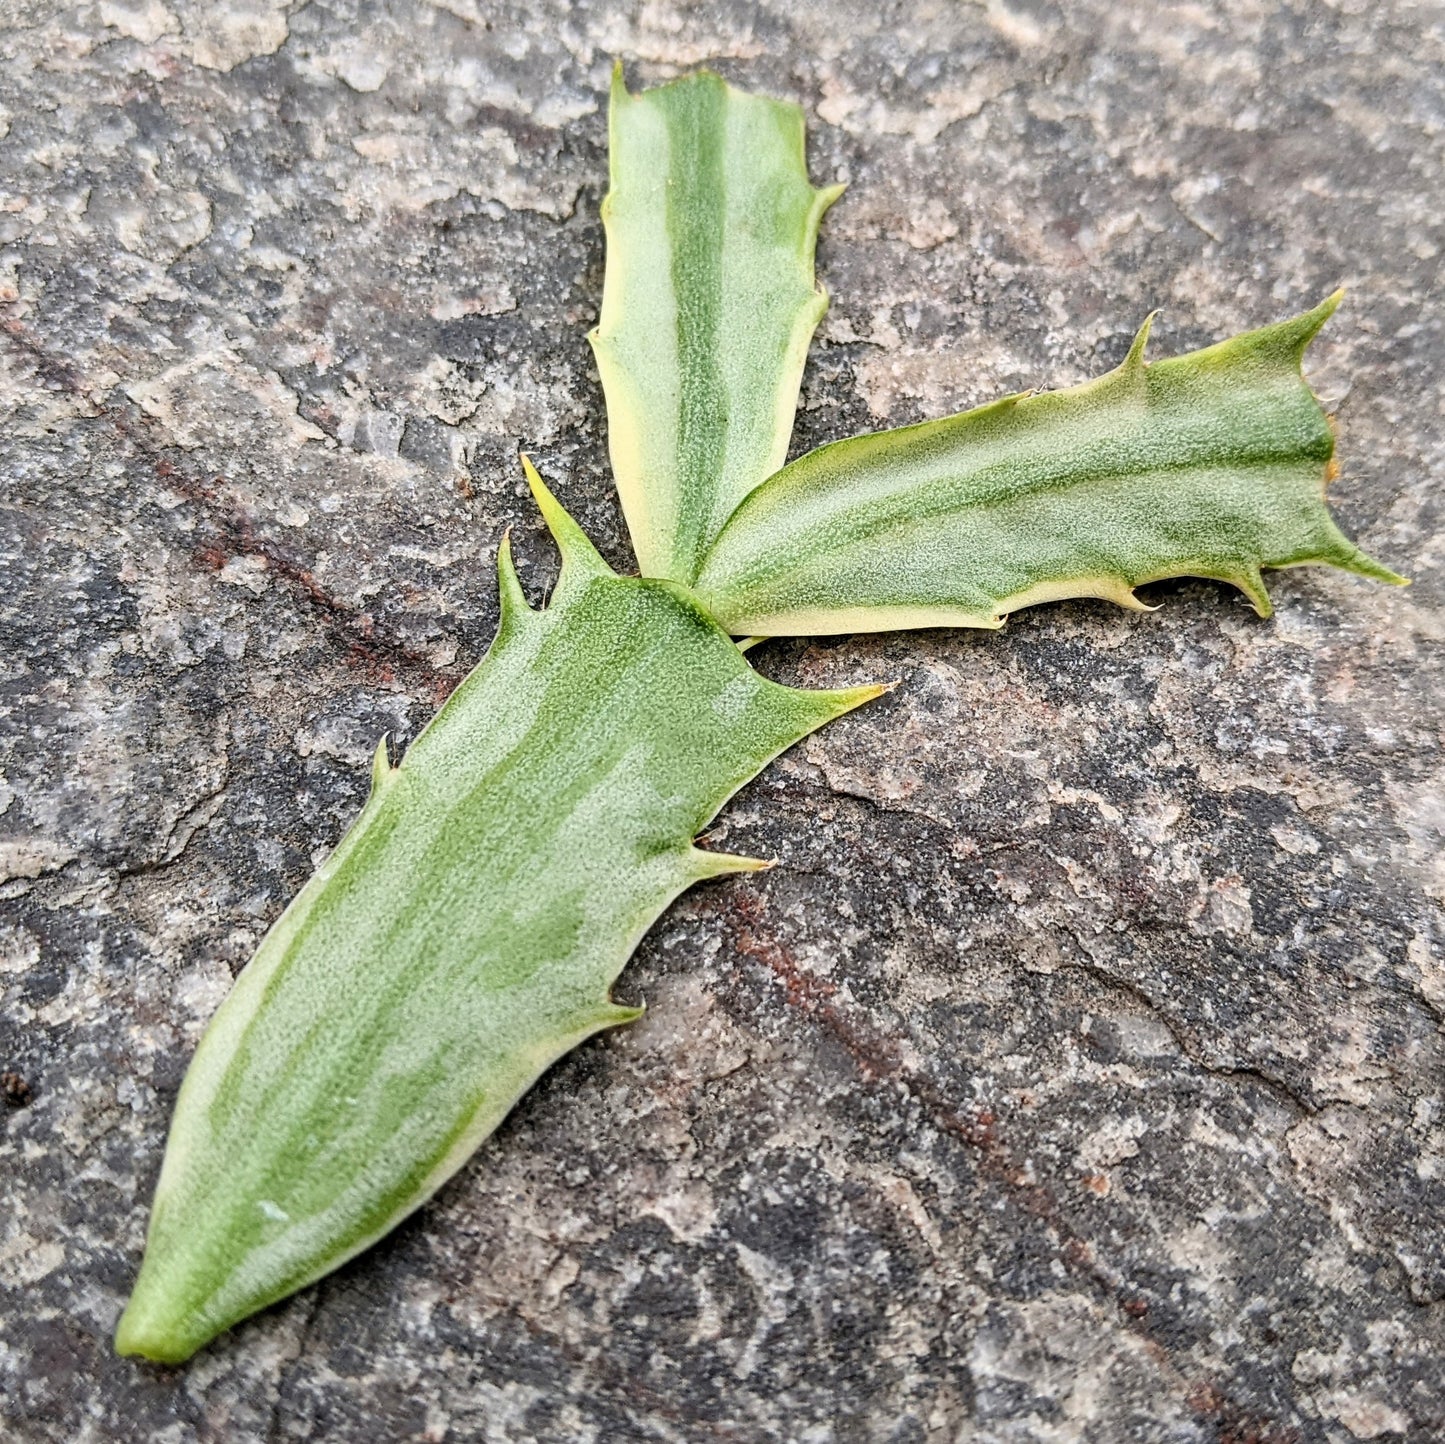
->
[116,67,1402,1363]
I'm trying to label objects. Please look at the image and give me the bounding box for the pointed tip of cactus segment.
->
[520,454,614,583]
[598,1000,645,1028]
[1314,285,1346,329]
[1125,311,1159,369]
[1287,287,1345,355]
[495,529,534,624]
[834,680,895,714]
[370,734,392,790]
[688,847,774,879]
[1339,547,1410,589]
[1246,288,1346,365]
[1234,567,1274,617]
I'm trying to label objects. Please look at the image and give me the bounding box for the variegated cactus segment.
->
[590,66,841,583]
[693,293,1404,636]
[114,474,879,1364]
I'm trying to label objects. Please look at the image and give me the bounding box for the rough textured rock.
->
[2,1,1442,1440]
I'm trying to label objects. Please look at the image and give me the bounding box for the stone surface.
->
[2,1,1442,1439]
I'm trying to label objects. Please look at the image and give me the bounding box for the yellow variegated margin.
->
[692,295,1404,635]
[591,64,841,583]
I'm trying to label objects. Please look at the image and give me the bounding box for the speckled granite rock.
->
[2,1,1442,1440]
